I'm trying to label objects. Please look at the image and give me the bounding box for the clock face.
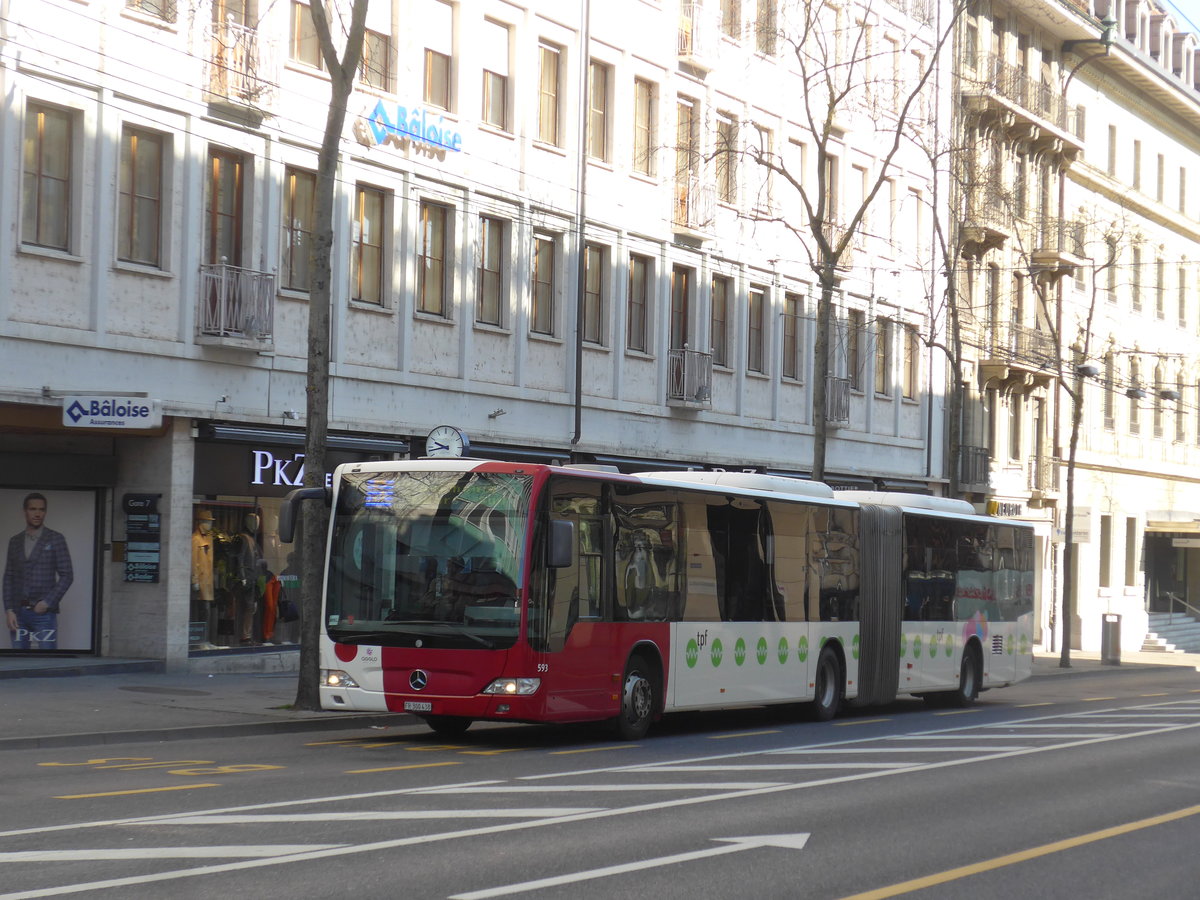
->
[425,425,469,458]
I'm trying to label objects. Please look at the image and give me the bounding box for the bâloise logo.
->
[66,401,88,423]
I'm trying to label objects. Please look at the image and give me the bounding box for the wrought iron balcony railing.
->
[964,53,1080,136]
[198,261,275,347]
[1027,454,1059,493]
[668,346,713,407]
[959,444,991,489]
[674,175,716,235]
[825,375,851,426]
[678,2,716,70]
[207,16,276,106]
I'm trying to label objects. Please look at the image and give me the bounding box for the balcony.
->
[207,16,276,109]
[821,220,859,270]
[979,322,1056,391]
[960,181,1014,258]
[1027,454,1060,501]
[673,175,716,240]
[668,347,713,408]
[825,375,851,426]
[960,53,1084,162]
[959,444,992,491]
[197,262,275,350]
[1030,218,1088,284]
[678,2,717,71]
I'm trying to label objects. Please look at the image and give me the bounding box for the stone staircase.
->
[1142,612,1200,653]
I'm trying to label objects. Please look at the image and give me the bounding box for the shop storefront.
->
[189,424,408,655]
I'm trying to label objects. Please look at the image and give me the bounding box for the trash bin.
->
[1101,613,1121,665]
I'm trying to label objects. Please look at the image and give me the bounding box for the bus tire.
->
[613,654,657,740]
[950,644,981,707]
[808,645,843,722]
[424,715,472,737]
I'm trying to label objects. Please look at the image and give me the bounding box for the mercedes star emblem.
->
[409,669,429,691]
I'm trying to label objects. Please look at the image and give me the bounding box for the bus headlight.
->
[322,669,359,688]
[482,677,541,696]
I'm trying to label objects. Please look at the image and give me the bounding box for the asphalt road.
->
[3,666,1199,900]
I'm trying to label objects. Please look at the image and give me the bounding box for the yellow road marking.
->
[1140,693,1169,697]
[934,709,981,717]
[709,730,780,740]
[1016,702,1053,708]
[551,745,638,755]
[305,739,363,746]
[836,718,890,727]
[346,761,462,774]
[459,749,526,756]
[56,783,220,799]
[836,803,1200,900]
[1083,697,1116,702]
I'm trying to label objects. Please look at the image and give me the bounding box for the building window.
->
[1124,517,1138,587]
[351,184,385,305]
[481,19,509,131]
[22,103,72,252]
[716,113,738,205]
[1007,394,1022,461]
[747,286,765,373]
[670,266,691,350]
[874,316,891,395]
[721,0,741,39]
[289,1,321,68]
[531,235,556,335]
[360,30,392,90]
[282,166,316,292]
[1179,266,1188,328]
[118,126,163,267]
[423,0,453,110]
[538,43,561,146]
[847,309,864,391]
[751,125,773,212]
[418,200,450,316]
[1153,363,1165,438]
[204,147,243,266]
[1131,245,1142,310]
[755,0,777,55]
[1155,258,1165,319]
[1103,353,1115,430]
[477,215,504,326]
[588,61,610,161]
[1129,358,1141,434]
[583,244,606,344]
[711,275,730,367]
[1132,139,1142,191]
[628,254,650,352]
[1099,515,1112,588]
[1106,125,1117,176]
[782,292,802,380]
[1176,376,1187,444]
[902,324,919,399]
[126,0,176,21]
[1104,239,1118,303]
[633,78,656,176]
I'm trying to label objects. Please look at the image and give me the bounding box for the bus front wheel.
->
[950,645,981,707]
[808,646,843,722]
[424,715,472,737]
[613,655,657,740]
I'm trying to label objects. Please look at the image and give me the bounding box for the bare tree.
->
[745,0,967,481]
[295,0,368,711]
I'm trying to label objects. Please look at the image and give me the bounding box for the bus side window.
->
[768,501,810,622]
[613,488,682,622]
[538,480,605,652]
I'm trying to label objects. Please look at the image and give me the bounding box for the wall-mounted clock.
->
[425,424,470,458]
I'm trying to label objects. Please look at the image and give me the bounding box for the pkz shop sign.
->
[250,450,333,489]
[353,98,464,156]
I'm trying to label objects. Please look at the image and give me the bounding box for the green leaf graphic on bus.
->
[710,638,724,667]
[686,638,699,669]
[852,633,861,660]
[734,637,747,666]
[913,635,923,659]
[757,637,769,665]
[777,636,789,664]
[797,635,809,662]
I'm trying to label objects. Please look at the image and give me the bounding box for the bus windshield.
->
[326,470,533,649]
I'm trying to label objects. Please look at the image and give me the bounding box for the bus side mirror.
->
[547,519,574,568]
[279,487,329,543]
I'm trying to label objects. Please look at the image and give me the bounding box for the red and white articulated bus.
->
[281,460,1034,738]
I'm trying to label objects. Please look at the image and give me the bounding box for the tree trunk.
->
[811,272,836,483]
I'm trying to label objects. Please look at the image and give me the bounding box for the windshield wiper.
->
[331,624,497,650]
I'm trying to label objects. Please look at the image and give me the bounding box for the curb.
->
[0,712,417,753]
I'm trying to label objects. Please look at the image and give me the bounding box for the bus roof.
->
[633,470,836,499]
[835,491,976,514]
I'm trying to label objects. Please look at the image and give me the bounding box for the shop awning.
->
[1145,510,1200,533]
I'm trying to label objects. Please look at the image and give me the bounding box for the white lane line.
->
[889,734,1049,741]
[147,809,604,825]
[624,763,914,771]
[447,833,810,899]
[5,721,1200,900]
[0,846,342,862]
[981,723,1123,729]
[770,746,1031,753]
[1073,713,1200,719]
[417,783,785,793]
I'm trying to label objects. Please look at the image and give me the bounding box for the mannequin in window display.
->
[191,509,216,649]
[234,513,265,645]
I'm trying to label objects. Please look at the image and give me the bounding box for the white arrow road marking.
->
[446,833,810,900]
[148,809,604,825]
[0,846,343,862]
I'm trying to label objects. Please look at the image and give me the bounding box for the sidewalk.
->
[0,649,1197,753]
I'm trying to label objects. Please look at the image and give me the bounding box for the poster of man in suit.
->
[2,489,95,652]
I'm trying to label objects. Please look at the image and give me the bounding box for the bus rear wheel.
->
[424,715,472,737]
[613,655,657,740]
[808,646,843,722]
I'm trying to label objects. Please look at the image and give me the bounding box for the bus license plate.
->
[404,701,432,713]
